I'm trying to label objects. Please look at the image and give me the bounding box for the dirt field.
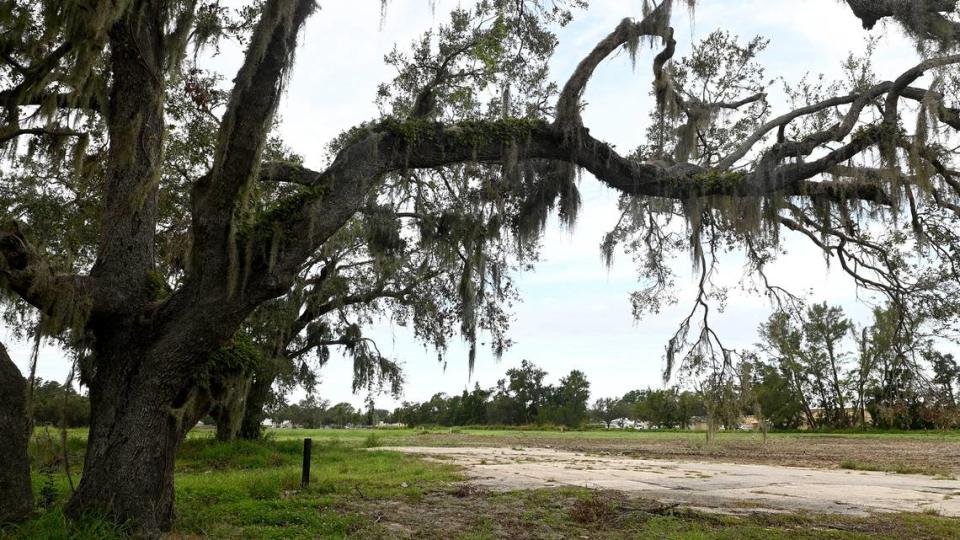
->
[382,446,960,517]
[335,430,960,475]
[14,430,960,538]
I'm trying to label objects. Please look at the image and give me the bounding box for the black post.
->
[301,438,312,488]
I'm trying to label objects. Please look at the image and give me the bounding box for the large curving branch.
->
[0,221,89,322]
[555,5,670,128]
[242,9,960,306]
[188,0,316,293]
[845,0,960,42]
[245,113,887,302]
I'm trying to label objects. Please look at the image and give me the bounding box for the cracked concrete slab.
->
[380,446,960,517]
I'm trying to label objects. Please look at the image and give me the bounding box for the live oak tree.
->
[4,0,960,534]
[177,5,558,441]
[0,0,567,530]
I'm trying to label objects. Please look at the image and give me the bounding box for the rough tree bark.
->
[845,0,959,41]
[61,3,177,530]
[66,336,185,533]
[239,369,274,440]
[0,342,33,524]
[209,371,253,442]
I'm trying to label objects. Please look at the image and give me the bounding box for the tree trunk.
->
[65,333,196,536]
[826,343,849,427]
[210,372,252,442]
[178,385,213,442]
[239,370,274,440]
[64,8,179,532]
[0,342,33,524]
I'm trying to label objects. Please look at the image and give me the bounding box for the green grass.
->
[4,428,960,538]
[5,437,462,539]
[174,438,463,538]
[838,459,955,478]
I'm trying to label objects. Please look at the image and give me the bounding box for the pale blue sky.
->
[5,1,932,410]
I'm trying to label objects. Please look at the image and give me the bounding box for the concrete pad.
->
[380,446,960,517]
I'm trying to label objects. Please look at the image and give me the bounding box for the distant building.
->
[605,419,652,430]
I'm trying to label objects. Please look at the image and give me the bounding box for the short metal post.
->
[301,438,312,488]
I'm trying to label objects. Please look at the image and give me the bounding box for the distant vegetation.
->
[597,303,960,432]
[271,360,592,429]
[26,378,90,428]
[35,300,960,434]
[269,302,960,433]
[386,361,591,428]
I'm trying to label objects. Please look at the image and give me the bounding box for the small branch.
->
[0,126,83,145]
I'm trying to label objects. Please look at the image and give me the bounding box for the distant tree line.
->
[266,299,960,433]
[268,395,390,428]
[23,378,90,428]
[380,302,960,432]
[749,303,960,430]
[42,303,960,432]
[385,360,592,428]
[594,304,960,432]
[589,388,707,429]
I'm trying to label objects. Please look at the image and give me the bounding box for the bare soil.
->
[389,431,960,475]
[343,486,960,540]
[381,446,960,517]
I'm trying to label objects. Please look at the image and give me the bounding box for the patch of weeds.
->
[2,508,132,539]
[321,436,343,449]
[568,492,616,524]
[452,483,487,498]
[839,459,951,477]
[177,438,302,472]
[458,517,496,540]
[732,499,768,509]
[307,478,338,495]
[245,473,282,500]
[29,428,85,474]
[38,471,59,509]
[362,433,382,448]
